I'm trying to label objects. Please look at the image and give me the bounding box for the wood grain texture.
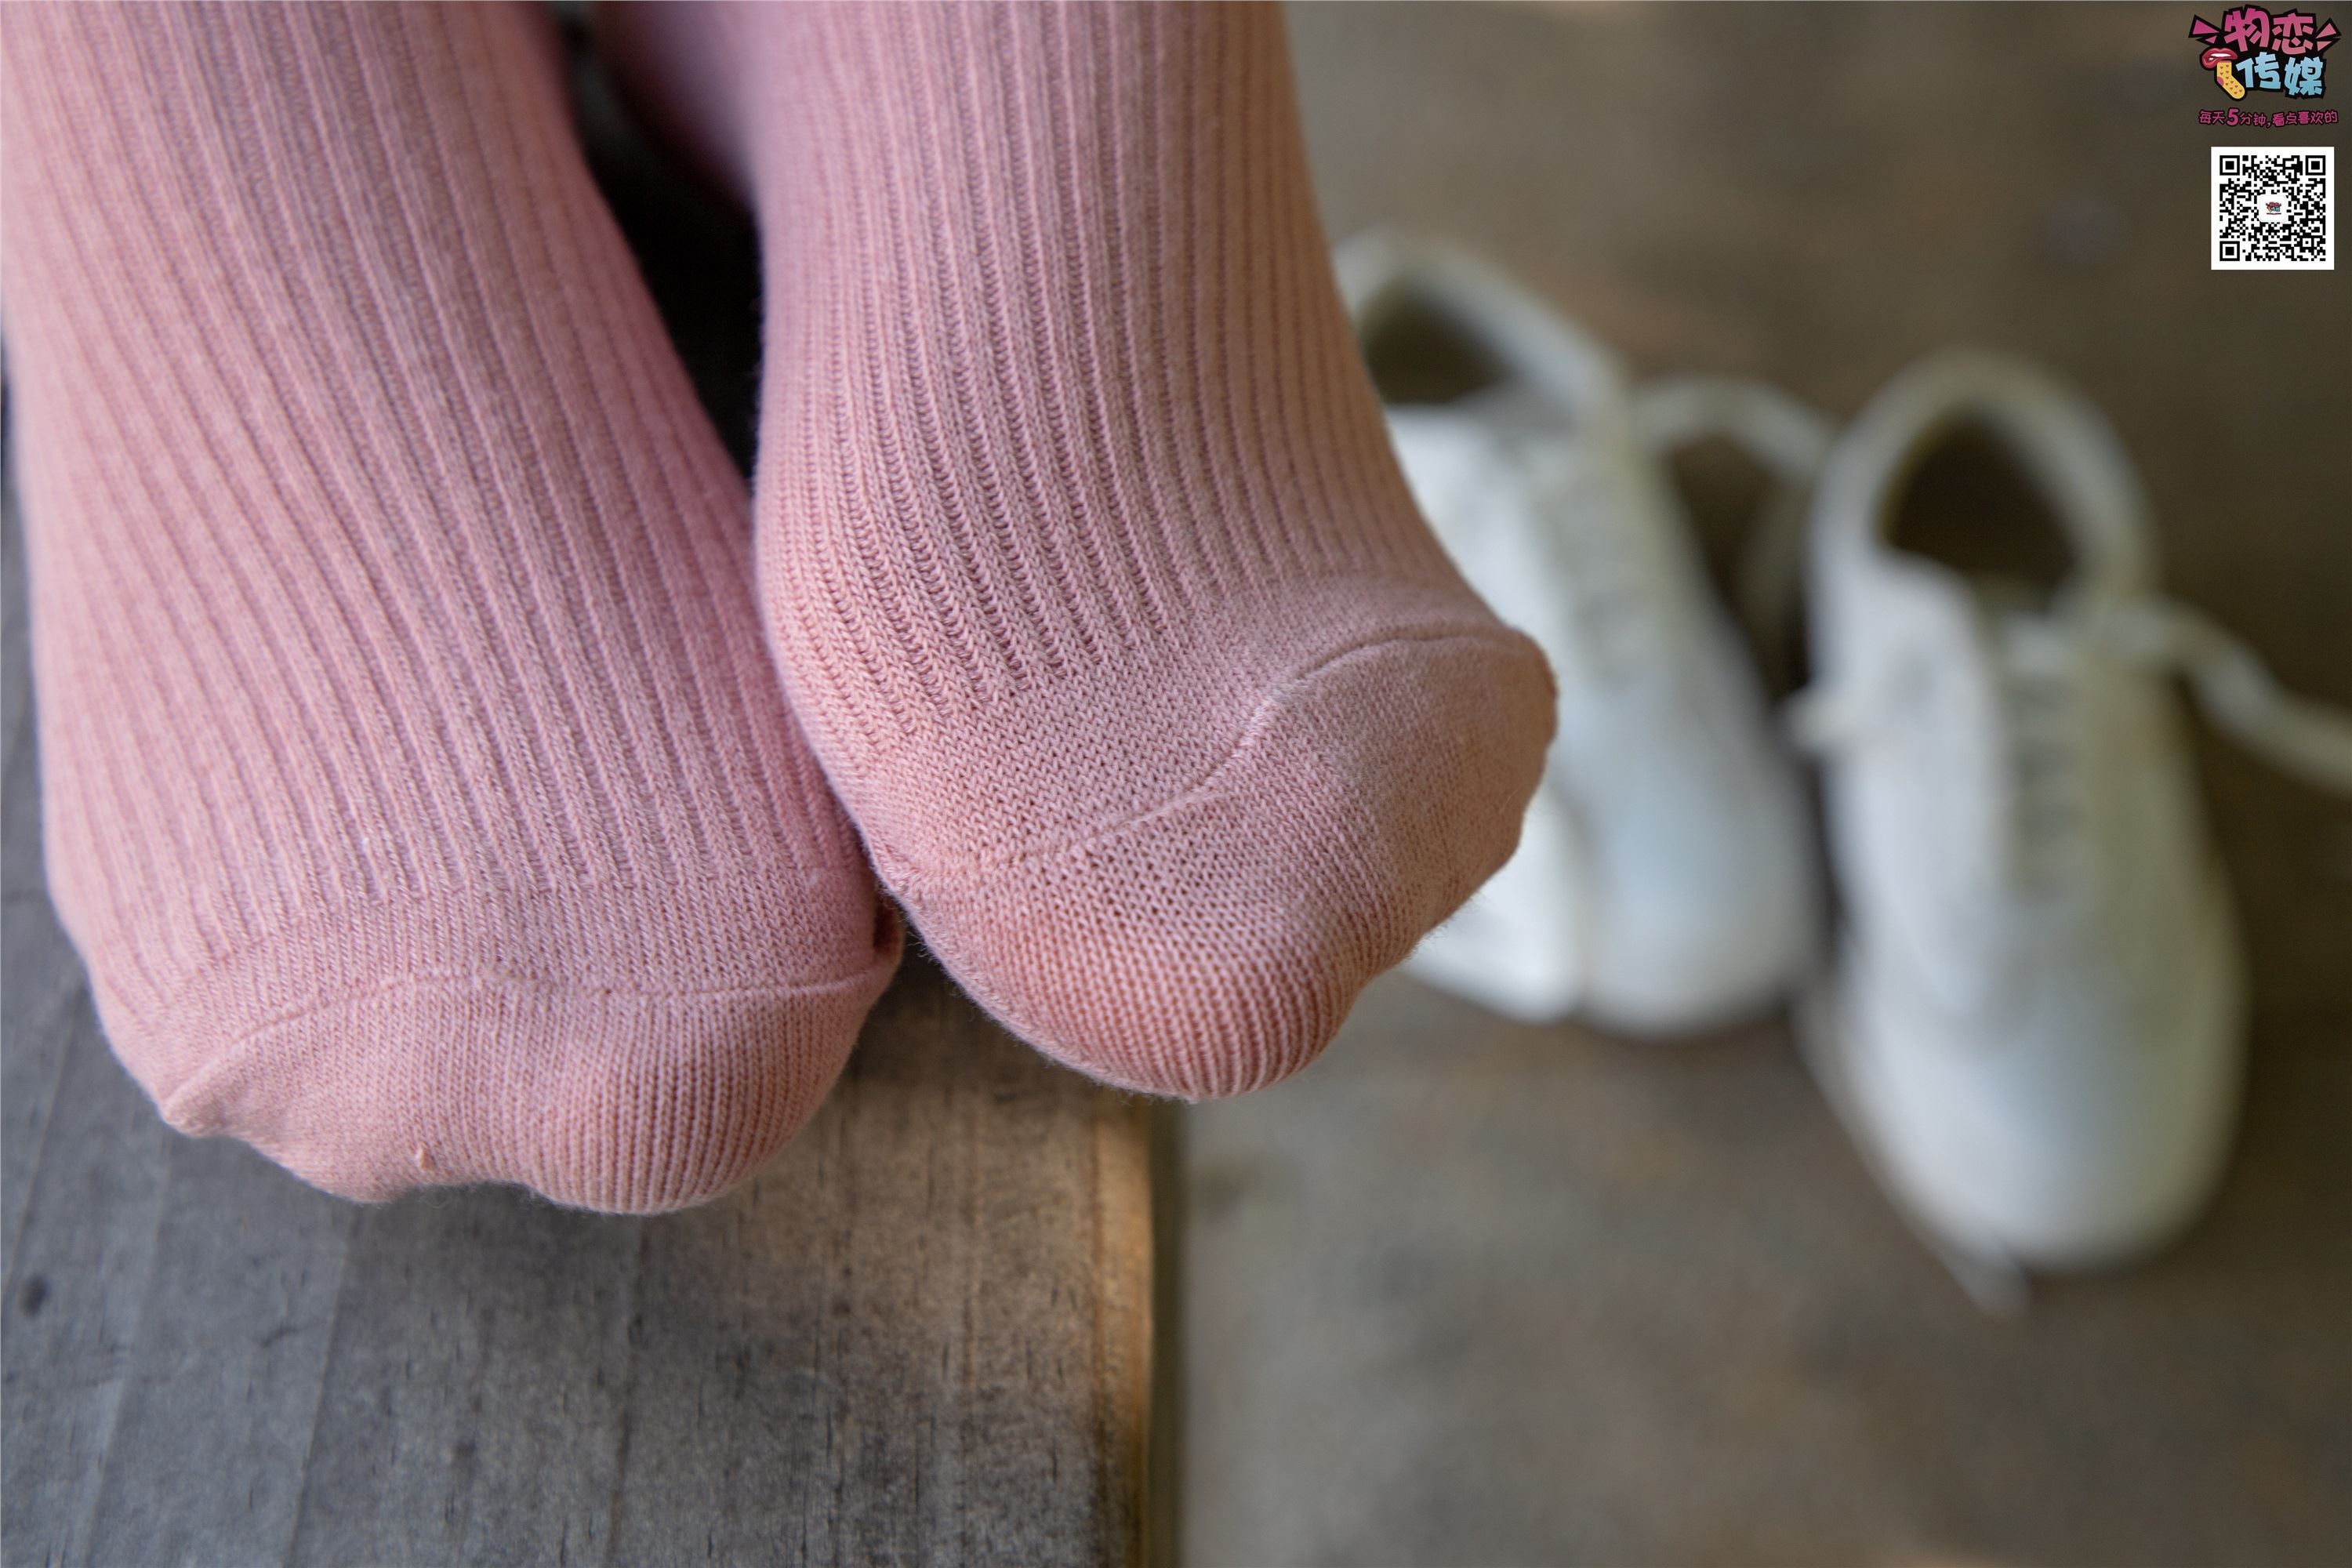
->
[3,25,1161,1563]
[0,407,1156,1568]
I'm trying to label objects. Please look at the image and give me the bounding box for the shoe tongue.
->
[1457,383,1579,441]
[1871,548,2100,676]
[1982,565,2143,670]
[1980,578,2072,655]
[1987,597,2085,685]
[1974,576,2047,619]
[1384,397,1565,568]
[1386,381,1624,504]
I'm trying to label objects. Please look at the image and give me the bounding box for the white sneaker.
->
[1338,234,1823,1033]
[1792,347,2352,1304]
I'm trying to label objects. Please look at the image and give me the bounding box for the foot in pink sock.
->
[605,2,1554,1097]
[2,2,898,1210]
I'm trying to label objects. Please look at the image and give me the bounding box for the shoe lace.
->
[1518,438,1649,683]
[1993,622,2093,894]
[1632,374,2352,871]
[1479,376,1829,689]
[1790,593,2352,891]
[2101,597,2352,790]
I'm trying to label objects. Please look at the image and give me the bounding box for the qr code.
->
[2212,146,2333,270]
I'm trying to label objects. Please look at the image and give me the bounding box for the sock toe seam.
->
[89,877,885,1029]
[866,622,1545,883]
[154,956,895,1135]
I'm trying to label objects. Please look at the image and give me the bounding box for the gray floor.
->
[1181,7,2352,1566]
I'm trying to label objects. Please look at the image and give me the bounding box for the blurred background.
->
[2,6,2343,1566]
[1178,5,2350,1566]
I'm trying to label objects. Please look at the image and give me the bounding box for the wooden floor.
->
[1182,6,2351,1566]
[0,33,1161,1568]
[0,469,1156,1568]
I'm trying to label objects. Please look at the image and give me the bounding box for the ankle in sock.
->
[2,2,898,1210]
[605,2,1554,1096]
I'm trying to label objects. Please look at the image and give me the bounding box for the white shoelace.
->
[1631,373,2352,887]
[1628,373,2352,802]
[2100,597,2352,793]
[1523,441,1650,683]
[1789,597,2352,797]
[1442,384,1664,687]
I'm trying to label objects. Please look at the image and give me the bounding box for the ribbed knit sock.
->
[603,2,1555,1097]
[2,2,899,1210]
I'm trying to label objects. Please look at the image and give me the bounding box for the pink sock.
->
[605,3,1555,1096]
[2,2,898,1210]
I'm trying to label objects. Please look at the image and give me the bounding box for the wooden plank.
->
[596,977,1152,1568]
[281,1185,642,1563]
[5,24,1160,1560]
[1,410,1156,1568]
[0,997,176,1568]
[78,1142,355,1568]
[0,416,72,1276]
[2,422,185,1566]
